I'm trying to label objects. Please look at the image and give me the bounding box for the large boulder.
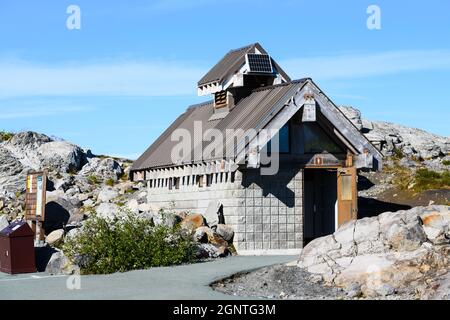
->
[0,146,25,198]
[97,187,119,203]
[37,141,85,173]
[96,203,120,220]
[3,132,86,173]
[215,224,235,242]
[79,157,123,181]
[338,106,363,131]
[46,229,65,246]
[298,206,450,298]
[45,250,79,275]
[180,214,206,233]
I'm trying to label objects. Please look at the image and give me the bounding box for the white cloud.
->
[0,59,204,98]
[2,49,450,98]
[281,49,450,80]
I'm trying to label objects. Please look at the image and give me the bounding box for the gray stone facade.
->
[147,165,304,254]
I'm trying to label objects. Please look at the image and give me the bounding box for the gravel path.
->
[212,264,346,300]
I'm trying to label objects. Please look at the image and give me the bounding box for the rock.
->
[52,175,75,192]
[419,208,450,245]
[204,200,222,226]
[96,203,120,220]
[338,106,363,131]
[79,157,123,181]
[345,283,362,298]
[337,106,450,166]
[153,212,182,228]
[298,206,450,298]
[180,214,206,233]
[37,141,86,173]
[83,199,95,208]
[97,187,119,203]
[215,224,235,242]
[125,199,139,214]
[46,229,65,246]
[77,193,90,202]
[194,226,214,243]
[0,147,25,198]
[45,250,79,275]
[0,215,9,231]
[196,243,224,259]
[207,232,229,256]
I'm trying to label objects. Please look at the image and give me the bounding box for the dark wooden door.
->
[304,170,337,244]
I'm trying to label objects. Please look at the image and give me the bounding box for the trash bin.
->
[0,221,36,274]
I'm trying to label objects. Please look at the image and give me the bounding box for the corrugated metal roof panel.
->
[131,80,308,171]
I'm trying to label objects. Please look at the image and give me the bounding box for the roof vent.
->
[245,53,273,74]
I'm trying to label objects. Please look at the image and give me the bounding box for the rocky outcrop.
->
[3,132,86,173]
[298,206,450,299]
[339,106,450,161]
[78,157,123,181]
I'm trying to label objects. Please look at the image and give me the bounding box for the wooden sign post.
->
[25,172,47,243]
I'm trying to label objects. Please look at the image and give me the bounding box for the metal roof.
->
[197,43,291,86]
[131,80,308,171]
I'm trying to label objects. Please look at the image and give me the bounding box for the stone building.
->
[130,43,382,254]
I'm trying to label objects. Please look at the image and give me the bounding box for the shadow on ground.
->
[35,246,57,272]
[358,196,412,219]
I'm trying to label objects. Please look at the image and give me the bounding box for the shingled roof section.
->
[197,43,291,86]
[131,79,309,172]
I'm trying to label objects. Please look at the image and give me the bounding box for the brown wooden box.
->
[0,221,36,274]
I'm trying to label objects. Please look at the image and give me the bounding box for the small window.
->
[174,177,180,189]
[303,122,344,154]
[341,175,352,200]
[196,175,204,188]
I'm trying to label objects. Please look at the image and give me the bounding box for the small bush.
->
[88,175,98,185]
[63,211,197,274]
[119,172,129,181]
[105,178,115,187]
[443,160,450,166]
[414,169,450,192]
[392,148,405,160]
[0,131,13,142]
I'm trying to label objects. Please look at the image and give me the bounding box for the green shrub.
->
[88,175,98,185]
[413,169,450,192]
[443,160,450,166]
[0,131,13,142]
[392,148,405,160]
[105,178,115,187]
[63,211,197,274]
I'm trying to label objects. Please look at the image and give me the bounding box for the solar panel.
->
[246,53,273,73]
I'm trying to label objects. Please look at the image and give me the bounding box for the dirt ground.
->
[212,264,416,300]
[211,264,346,300]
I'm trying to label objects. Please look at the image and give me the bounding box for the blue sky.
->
[0,0,449,159]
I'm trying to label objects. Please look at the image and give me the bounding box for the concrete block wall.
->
[239,166,303,253]
[146,166,304,254]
